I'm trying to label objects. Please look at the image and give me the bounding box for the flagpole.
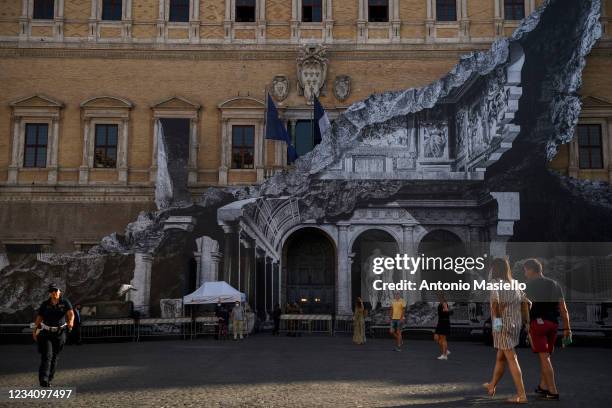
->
[263,86,268,141]
[311,92,315,148]
[263,87,268,174]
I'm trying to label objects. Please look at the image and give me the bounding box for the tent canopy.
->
[183,281,246,305]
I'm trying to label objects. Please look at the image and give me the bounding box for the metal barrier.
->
[0,324,32,343]
[136,318,192,341]
[192,316,219,338]
[334,315,376,336]
[81,319,137,341]
[333,315,353,334]
[280,314,332,335]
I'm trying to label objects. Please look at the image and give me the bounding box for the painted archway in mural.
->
[282,227,336,314]
[350,229,400,311]
[417,229,468,302]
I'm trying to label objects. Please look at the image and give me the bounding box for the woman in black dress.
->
[434,292,451,360]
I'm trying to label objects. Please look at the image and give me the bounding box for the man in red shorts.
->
[523,259,572,401]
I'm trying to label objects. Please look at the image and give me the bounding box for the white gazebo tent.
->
[183,281,252,335]
[183,281,246,305]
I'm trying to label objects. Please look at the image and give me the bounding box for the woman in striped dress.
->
[483,258,530,404]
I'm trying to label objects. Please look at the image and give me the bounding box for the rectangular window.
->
[24,124,48,168]
[578,124,604,169]
[33,0,55,20]
[436,0,457,22]
[302,0,322,23]
[102,0,123,21]
[295,119,323,157]
[169,0,190,22]
[504,0,525,21]
[94,124,118,168]
[232,125,255,169]
[236,0,256,22]
[368,0,388,23]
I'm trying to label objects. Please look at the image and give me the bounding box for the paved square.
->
[0,336,609,407]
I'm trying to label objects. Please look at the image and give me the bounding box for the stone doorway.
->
[283,227,336,314]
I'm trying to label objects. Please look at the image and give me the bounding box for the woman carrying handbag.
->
[483,258,531,404]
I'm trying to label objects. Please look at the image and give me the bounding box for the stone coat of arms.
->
[333,75,351,101]
[297,44,328,105]
[271,75,289,102]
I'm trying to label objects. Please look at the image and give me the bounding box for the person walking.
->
[32,283,74,387]
[523,258,572,401]
[483,258,530,404]
[231,301,245,340]
[434,293,451,360]
[272,304,282,336]
[389,292,406,352]
[352,297,366,345]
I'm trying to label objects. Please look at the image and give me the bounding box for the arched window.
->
[8,95,64,184]
[80,96,134,183]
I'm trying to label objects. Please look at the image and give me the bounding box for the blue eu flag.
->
[266,94,297,163]
[313,95,331,146]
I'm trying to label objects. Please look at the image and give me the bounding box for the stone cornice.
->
[0,38,609,59]
[0,184,152,202]
[0,43,492,61]
[0,195,153,203]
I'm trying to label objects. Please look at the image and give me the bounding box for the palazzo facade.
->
[0,0,611,317]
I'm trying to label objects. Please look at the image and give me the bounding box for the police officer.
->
[32,283,74,387]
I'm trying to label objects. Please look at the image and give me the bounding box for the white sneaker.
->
[446,350,451,356]
[437,354,448,360]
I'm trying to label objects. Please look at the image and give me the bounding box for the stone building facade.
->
[0,1,611,318]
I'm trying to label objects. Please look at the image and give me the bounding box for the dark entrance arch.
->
[282,227,336,314]
[350,229,400,310]
[417,229,467,302]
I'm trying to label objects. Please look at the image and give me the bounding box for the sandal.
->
[506,396,528,404]
[535,385,548,395]
[482,383,496,397]
[538,392,560,400]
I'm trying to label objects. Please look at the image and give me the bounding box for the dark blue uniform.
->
[37,298,72,386]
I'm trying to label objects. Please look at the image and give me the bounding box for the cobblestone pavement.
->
[0,335,609,407]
